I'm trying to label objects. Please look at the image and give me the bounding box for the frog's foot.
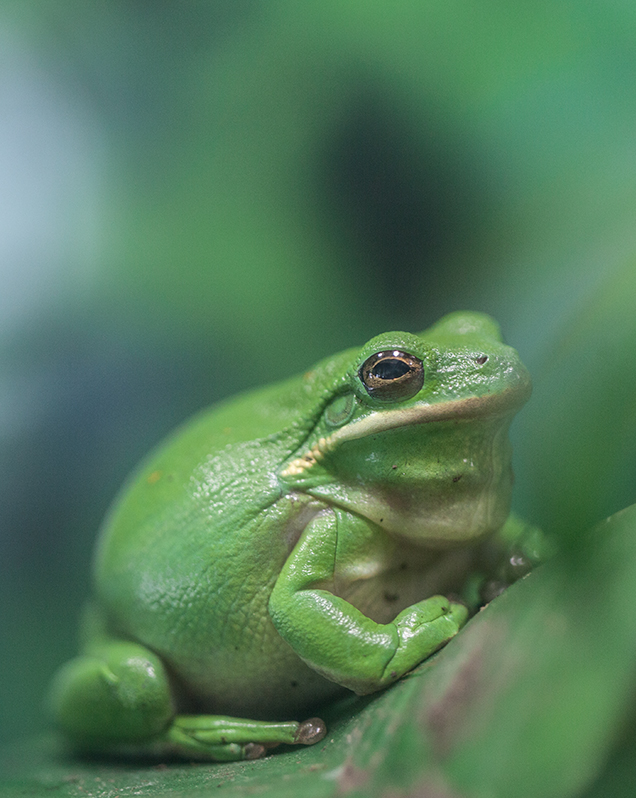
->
[474,514,556,606]
[378,595,468,689]
[165,714,327,761]
[50,639,326,762]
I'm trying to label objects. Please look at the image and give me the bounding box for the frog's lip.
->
[281,381,530,478]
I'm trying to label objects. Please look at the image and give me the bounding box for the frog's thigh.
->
[49,640,174,745]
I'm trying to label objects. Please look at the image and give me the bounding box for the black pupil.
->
[372,358,410,380]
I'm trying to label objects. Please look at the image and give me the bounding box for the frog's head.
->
[280,311,531,547]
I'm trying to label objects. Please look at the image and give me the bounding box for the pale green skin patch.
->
[50,311,537,761]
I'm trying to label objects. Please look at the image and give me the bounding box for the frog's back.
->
[94,345,356,560]
[93,352,354,560]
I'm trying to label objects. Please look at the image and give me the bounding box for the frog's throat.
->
[280,385,528,478]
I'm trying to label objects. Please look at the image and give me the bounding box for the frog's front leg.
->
[269,509,468,695]
[50,639,325,761]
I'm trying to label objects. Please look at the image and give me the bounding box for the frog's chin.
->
[305,417,516,547]
[282,383,525,545]
[308,476,512,547]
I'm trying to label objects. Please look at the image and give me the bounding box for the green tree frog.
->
[50,311,536,761]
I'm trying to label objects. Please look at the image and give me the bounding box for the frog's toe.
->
[294,717,327,745]
[166,714,327,759]
[479,579,508,604]
[244,743,267,760]
[449,599,470,628]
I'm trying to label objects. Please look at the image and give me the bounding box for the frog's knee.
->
[50,642,174,745]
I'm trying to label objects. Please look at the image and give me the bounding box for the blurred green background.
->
[2,1,636,793]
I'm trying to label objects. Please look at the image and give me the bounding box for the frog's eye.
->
[359,350,424,401]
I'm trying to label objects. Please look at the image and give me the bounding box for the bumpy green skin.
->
[50,311,538,761]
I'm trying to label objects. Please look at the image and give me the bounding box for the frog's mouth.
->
[281,382,530,479]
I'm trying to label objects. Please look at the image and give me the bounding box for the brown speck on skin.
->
[392,464,398,469]
[452,475,462,483]
[383,590,399,603]
[147,470,162,484]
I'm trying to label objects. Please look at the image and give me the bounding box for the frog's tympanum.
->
[50,312,536,761]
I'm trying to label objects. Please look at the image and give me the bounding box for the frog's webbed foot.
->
[50,638,326,762]
[165,715,326,761]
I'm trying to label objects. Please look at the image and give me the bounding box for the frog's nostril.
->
[474,355,488,366]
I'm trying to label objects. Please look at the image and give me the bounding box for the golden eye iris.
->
[359,350,424,401]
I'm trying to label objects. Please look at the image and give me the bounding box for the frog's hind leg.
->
[50,640,174,751]
[50,639,325,761]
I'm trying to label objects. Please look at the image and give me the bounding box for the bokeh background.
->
[2,1,636,786]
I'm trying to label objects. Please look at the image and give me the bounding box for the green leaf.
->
[4,505,636,797]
